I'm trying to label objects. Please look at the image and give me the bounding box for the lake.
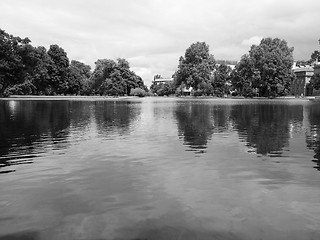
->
[0,97,320,240]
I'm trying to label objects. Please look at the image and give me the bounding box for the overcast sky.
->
[1,0,320,86]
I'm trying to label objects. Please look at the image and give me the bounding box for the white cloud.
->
[241,36,263,47]
[1,0,320,87]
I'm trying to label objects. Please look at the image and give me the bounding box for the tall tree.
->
[90,58,144,96]
[47,44,69,95]
[117,58,143,95]
[249,38,294,97]
[232,38,294,97]
[212,64,232,97]
[0,29,37,96]
[231,54,257,97]
[90,59,116,94]
[174,42,215,91]
[66,60,91,95]
[31,46,52,94]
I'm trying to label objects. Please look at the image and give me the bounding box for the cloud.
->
[241,36,263,47]
[1,0,320,87]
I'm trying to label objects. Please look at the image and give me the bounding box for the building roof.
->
[154,77,173,83]
[293,66,314,73]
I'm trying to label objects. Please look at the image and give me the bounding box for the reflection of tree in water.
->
[175,102,231,154]
[210,104,232,132]
[94,101,140,137]
[306,104,320,171]
[68,101,92,133]
[231,103,303,155]
[0,101,91,173]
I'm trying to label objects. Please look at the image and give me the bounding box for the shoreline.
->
[0,95,314,101]
[0,95,139,101]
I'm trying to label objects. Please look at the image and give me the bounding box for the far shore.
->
[0,95,315,101]
[0,95,139,101]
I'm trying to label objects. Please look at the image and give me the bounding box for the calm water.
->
[1,98,320,240]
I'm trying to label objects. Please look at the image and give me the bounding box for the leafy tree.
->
[47,44,69,95]
[116,58,144,95]
[212,64,232,97]
[231,54,257,97]
[310,50,320,63]
[0,29,38,96]
[150,82,175,96]
[249,38,294,97]
[66,60,91,95]
[310,72,320,90]
[142,84,149,93]
[31,46,52,94]
[90,59,115,93]
[196,80,213,96]
[232,38,294,97]
[100,69,127,96]
[7,43,39,95]
[174,42,215,92]
[90,58,144,96]
[70,60,91,78]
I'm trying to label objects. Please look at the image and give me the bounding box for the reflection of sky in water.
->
[0,98,320,240]
[8,100,17,115]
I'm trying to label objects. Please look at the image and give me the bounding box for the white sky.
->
[1,0,320,86]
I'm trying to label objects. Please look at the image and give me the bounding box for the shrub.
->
[130,88,146,97]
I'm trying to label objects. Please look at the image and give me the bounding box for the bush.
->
[130,88,147,97]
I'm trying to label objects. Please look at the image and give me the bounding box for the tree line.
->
[151,39,320,98]
[2,28,320,98]
[0,29,148,97]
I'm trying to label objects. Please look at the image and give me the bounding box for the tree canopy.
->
[172,42,234,97]
[174,42,215,91]
[1,28,312,99]
[232,37,295,97]
[0,28,146,97]
[90,58,145,96]
[0,29,38,96]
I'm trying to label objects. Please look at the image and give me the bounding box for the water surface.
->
[1,98,320,240]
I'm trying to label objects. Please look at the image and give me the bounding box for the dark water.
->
[1,98,320,240]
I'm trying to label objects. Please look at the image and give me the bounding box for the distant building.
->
[181,86,193,96]
[153,77,173,85]
[292,64,314,96]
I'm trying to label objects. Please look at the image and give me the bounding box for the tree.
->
[231,54,256,97]
[249,38,294,97]
[150,82,175,96]
[116,58,144,95]
[232,38,294,97]
[90,59,116,94]
[310,50,320,63]
[0,29,37,96]
[66,60,91,95]
[31,46,52,94]
[174,42,215,92]
[90,58,144,96]
[310,72,320,90]
[47,44,69,95]
[212,64,232,97]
